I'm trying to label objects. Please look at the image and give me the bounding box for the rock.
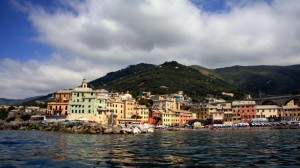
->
[0,121,154,134]
[123,128,133,134]
[88,128,97,134]
[112,126,122,134]
[103,128,113,134]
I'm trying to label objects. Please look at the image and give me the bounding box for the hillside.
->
[190,65,222,79]
[215,65,300,96]
[89,63,155,88]
[91,61,244,102]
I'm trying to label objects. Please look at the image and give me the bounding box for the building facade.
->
[47,89,72,115]
[67,79,109,124]
[232,101,256,123]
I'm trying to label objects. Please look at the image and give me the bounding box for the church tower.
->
[82,78,88,88]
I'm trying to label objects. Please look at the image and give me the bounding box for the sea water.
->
[0,129,299,167]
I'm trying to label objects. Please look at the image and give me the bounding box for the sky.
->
[0,0,300,99]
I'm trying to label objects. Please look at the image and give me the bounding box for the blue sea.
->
[0,129,300,167]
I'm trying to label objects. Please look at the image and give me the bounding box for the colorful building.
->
[232,101,256,123]
[152,95,177,112]
[255,105,281,122]
[67,79,109,124]
[47,89,72,115]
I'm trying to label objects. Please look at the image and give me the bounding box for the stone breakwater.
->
[0,121,153,134]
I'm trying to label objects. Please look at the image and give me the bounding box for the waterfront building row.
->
[191,100,300,124]
[46,79,300,125]
[46,79,192,125]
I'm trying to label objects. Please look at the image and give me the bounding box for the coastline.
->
[0,121,153,134]
[1,120,299,134]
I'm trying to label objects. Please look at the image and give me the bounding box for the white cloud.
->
[1,0,300,98]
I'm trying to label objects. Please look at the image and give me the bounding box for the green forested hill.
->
[89,63,155,88]
[215,65,300,96]
[91,61,244,102]
[89,62,300,101]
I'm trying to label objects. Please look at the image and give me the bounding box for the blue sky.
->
[0,0,300,99]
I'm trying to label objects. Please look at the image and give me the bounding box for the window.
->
[88,110,91,113]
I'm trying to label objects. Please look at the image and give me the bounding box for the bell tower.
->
[82,78,88,88]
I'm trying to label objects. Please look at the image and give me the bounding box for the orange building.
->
[47,89,72,116]
[232,101,256,123]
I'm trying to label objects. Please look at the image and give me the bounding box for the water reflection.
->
[0,129,300,167]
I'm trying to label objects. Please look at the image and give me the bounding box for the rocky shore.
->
[0,120,154,134]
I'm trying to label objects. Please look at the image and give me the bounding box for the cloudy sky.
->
[0,0,300,99]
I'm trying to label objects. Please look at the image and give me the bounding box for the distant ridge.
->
[215,64,300,96]
[0,96,43,106]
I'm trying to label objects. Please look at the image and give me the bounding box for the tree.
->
[138,98,153,108]
[21,114,31,121]
[131,115,142,119]
[0,108,8,120]
[8,106,15,112]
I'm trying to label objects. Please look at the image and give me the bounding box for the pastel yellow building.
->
[221,103,233,124]
[136,105,149,123]
[107,98,124,119]
[256,105,281,119]
[282,105,299,122]
[191,104,210,120]
[282,99,300,121]
[161,111,178,126]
